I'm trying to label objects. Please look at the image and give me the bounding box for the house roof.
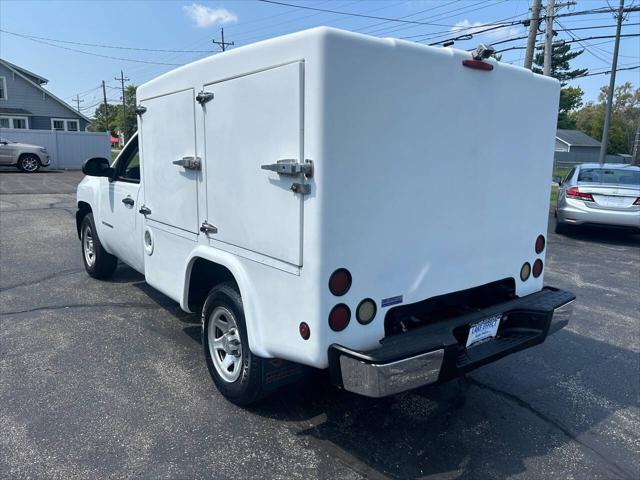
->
[0,107,33,116]
[0,59,48,85]
[0,58,91,123]
[556,129,601,148]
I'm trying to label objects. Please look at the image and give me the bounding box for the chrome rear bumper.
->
[329,287,575,398]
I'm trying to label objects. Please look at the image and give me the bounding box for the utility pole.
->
[212,27,234,52]
[599,0,625,165]
[114,70,130,143]
[524,0,543,70]
[631,118,640,165]
[73,93,84,113]
[543,0,556,76]
[102,80,109,132]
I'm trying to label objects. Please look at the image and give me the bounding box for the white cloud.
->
[183,4,238,28]
[451,19,520,42]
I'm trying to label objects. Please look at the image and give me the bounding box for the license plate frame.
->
[466,313,502,348]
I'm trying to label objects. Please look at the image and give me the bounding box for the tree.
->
[88,85,137,140]
[533,43,587,129]
[575,82,640,155]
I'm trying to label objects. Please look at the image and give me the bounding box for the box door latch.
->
[260,159,313,195]
[173,156,201,170]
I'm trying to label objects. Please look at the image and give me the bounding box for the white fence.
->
[0,128,110,169]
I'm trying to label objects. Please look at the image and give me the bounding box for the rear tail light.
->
[329,304,350,331]
[532,259,543,278]
[535,235,545,254]
[299,322,310,340]
[462,59,494,71]
[356,299,377,325]
[520,262,531,281]
[329,268,352,296]
[634,197,640,205]
[566,186,594,202]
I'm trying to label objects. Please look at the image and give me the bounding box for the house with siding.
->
[0,58,91,132]
[555,129,601,155]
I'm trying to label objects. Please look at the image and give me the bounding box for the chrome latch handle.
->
[261,159,313,178]
[173,156,201,170]
[139,205,151,215]
[200,221,218,235]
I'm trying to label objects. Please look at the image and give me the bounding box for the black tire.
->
[554,218,568,235]
[17,154,40,173]
[202,282,268,405]
[80,213,117,279]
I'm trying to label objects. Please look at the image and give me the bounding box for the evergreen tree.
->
[533,44,587,129]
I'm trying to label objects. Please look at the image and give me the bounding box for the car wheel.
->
[80,213,117,279]
[17,154,40,173]
[202,282,268,405]
[554,218,569,235]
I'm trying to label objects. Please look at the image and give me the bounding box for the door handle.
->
[173,156,201,170]
[122,197,134,206]
[139,205,151,215]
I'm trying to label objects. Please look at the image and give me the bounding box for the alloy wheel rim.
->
[208,306,243,383]
[22,157,38,172]
[83,225,95,267]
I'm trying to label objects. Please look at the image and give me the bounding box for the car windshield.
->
[577,168,640,186]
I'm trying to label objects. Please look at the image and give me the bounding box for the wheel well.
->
[187,258,238,312]
[76,201,92,239]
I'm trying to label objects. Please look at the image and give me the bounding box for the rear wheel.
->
[17,154,40,173]
[554,218,569,235]
[80,213,117,279]
[202,282,268,405]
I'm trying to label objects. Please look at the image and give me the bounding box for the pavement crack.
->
[0,268,84,292]
[468,378,632,479]
[0,302,171,316]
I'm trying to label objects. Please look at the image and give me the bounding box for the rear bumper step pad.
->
[328,287,575,398]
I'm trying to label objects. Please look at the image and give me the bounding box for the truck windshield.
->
[577,168,640,186]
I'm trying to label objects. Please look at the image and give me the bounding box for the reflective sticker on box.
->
[381,295,403,308]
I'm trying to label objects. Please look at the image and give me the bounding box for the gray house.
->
[555,129,601,155]
[0,58,90,132]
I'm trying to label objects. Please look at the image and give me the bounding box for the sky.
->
[0,0,638,118]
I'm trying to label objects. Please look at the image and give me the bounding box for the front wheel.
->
[80,213,117,279]
[17,154,40,173]
[202,282,268,405]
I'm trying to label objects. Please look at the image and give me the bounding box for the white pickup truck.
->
[76,27,575,405]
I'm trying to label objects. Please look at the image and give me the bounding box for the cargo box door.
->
[139,89,199,233]
[203,62,304,266]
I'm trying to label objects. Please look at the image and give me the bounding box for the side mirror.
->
[552,176,562,186]
[82,157,114,178]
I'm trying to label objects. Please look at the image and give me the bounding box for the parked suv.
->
[0,137,50,172]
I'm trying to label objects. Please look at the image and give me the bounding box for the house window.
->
[0,76,7,100]
[0,116,28,129]
[51,118,81,132]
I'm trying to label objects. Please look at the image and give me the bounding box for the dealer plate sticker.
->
[466,314,502,348]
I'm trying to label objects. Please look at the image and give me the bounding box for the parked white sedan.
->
[0,137,50,172]
[554,163,640,233]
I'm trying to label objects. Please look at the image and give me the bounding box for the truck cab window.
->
[115,136,140,183]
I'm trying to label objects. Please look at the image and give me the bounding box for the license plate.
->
[466,314,502,347]
[596,195,629,207]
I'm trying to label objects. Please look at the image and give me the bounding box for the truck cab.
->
[76,27,574,405]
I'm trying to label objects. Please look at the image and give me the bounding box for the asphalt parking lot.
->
[1,169,639,480]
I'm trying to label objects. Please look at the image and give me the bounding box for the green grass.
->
[111,150,121,162]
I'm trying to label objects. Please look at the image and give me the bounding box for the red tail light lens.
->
[532,259,543,278]
[329,304,350,332]
[329,268,352,296]
[299,322,310,340]
[535,235,545,254]
[566,186,594,202]
[462,59,494,71]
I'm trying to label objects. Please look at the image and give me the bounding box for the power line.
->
[0,29,183,66]
[496,33,639,52]
[0,29,212,53]
[256,0,457,27]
